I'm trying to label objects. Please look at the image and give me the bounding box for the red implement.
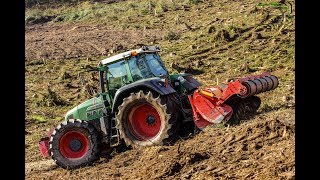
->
[189,72,279,129]
[38,129,54,158]
[39,138,50,158]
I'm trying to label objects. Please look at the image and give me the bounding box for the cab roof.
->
[99,46,161,66]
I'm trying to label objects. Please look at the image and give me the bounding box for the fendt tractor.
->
[39,45,278,169]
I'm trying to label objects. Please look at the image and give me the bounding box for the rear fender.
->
[170,73,202,93]
[111,77,176,113]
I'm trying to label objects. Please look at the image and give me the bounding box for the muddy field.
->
[25,0,295,179]
[25,24,164,61]
[26,112,294,179]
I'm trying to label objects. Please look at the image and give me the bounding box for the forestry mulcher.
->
[39,46,278,169]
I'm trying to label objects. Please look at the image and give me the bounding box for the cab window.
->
[128,57,144,81]
[106,60,129,95]
[144,53,168,77]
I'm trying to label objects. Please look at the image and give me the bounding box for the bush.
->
[163,31,180,41]
[36,87,67,107]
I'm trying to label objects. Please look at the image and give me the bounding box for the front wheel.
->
[49,119,100,169]
[116,90,180,148]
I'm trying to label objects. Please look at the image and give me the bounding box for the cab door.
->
[106,60,131,99]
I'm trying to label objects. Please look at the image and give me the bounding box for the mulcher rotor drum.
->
[240,75,278,98]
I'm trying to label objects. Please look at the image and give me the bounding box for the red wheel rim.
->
[128,103,161,140]
[59,131,89,159]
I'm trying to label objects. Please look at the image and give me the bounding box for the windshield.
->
[128,53,168,81]
[145,53,168,76]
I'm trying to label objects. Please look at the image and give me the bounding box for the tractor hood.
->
[65,97,104,121]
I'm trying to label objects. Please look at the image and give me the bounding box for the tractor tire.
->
[116,90,180,148]
[49,119,100,169]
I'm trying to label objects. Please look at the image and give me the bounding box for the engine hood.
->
[65,97,103,121]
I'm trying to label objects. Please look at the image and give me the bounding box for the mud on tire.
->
[116,90,180,148]
[49,119,100,169]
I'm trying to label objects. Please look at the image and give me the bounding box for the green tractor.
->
[39,45,278,169]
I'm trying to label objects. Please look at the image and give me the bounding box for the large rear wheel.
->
[116,90,180,148]
[49,119,100,169]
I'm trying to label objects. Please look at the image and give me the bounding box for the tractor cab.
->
[99,46,169,98]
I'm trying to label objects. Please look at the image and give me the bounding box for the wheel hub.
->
[69,139,82,152]
[146,115,156,126]
[128,103,161,140]
[59,131,89,159]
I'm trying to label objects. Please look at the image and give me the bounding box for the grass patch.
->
[25,0,207,26]
[29,115,47,123]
